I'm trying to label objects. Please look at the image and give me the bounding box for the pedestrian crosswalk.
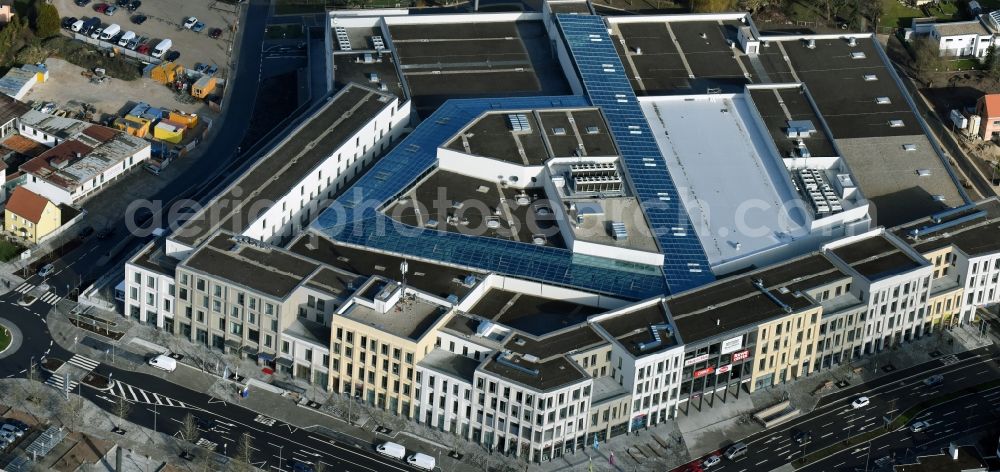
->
[111,380,189,408]
[12,283,62,305]
[45,374,79,392]
[195,438,218,451]
[253,414,277,426]
[67,354,100,372]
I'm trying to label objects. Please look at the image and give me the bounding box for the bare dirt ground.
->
[52,0,239,75]
[21,58,218,122]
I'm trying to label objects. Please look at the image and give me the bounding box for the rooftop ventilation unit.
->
[806,38,816,49]
[875,96,891,105]
[916,169,932,177]
[889,119,905,128]
[847,36,858,47]
[638,323,672,352]
[786,120,816,138]
[610,221,628,240]
[902,143,917,151]
[371,35,385,51]
[552,127,567,136]
[585,126,599,134]
[507,113,530,132]
[864,73,878,81]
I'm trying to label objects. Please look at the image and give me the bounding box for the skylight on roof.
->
[850,51,866,59]
[864,73,878,81]
[875,96,891,105]
[889,119,905,128]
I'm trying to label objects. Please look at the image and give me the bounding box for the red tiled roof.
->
[6,186,51,223]
[981,94,1000,118]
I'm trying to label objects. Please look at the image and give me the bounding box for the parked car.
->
[90,27,104,39]
[205,65,218,76]
[131,14,146,24]
[104,5,117,15]
[194,416,216,430]
[192,21,205,32]
[5,420,28,432]
[724,442,748,460]
[37,264,55,278]
[909,420,930,433]
[702,454,721,468]
[0,424,23,438]
[94,3,108,13]
[851,396,870,409]
[136,42,150,55]
[128,0,141,11]
[75,0,92,6]
[62,17,78,29]
[193,62,206,73]
[209,27,222,39]
[116,0,128,6]
[923,374,944,387]
[376,442,405,460]
[0,431,15,443]
[165,50,180,61]
[182,16,197,29]
[290,459,315,472]
[126,36,141,49]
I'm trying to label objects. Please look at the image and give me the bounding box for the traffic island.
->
[0,323,10,353]
[41,357,65,373]
[82,372,111,390]
[68,317,124,341]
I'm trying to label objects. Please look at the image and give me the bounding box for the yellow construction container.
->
[150,62,184,85]
[191,76,217,99]
[167,110,199,129]
[118,114,151,138]
[153,120,184,144]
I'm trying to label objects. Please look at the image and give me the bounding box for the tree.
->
[113,397,132,428]
[858,0,883,31]
[739,0,771,13]
[985,46,1000,81]
[230,432,254,472]
[33,2,59,38]
[59,395,85,431]
[914,37,946,78]
[179,413,199,444]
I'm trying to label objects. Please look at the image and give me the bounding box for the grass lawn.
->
[0,239,25,262]
[265,24,304,40]
[0,325,10,352]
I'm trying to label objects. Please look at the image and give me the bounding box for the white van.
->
[376,442,405,460]
[407,453,436,470]
[70,19,84,32]
[148,354,177,372]
[151,38,172,58]
[99,23,120,41]
[118,30,135,47]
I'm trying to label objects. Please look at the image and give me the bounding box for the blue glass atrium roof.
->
[312,14,716,299]
[555,14,714,294]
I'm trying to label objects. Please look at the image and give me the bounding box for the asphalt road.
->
[680,344,1000,472]
[0,289,422,471]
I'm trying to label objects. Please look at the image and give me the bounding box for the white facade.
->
[124,257,176,329]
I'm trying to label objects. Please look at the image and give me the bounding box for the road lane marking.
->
[821,432,833,439]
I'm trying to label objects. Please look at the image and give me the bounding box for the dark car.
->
[209,27,222,39]
[3,420,28,432]
[194,416,216,430]
[62,17,78,29]
[290,460,315,472]
[128,0,141,11]
[131,14,146,24]
[94,3,108,13]
[116,0,128,6]
[75,0,92,6]
[96,227,113,239]
[78,227,95,239]
[165,50,180,61]
[793,431,812,445]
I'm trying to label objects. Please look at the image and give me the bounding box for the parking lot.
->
[53,0,238,76]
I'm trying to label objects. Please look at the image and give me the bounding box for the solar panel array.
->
[556,14,714,294]
[312,95,670,299]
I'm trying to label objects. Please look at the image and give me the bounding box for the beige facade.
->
[750,307,822,392]
[329,302,453,418]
